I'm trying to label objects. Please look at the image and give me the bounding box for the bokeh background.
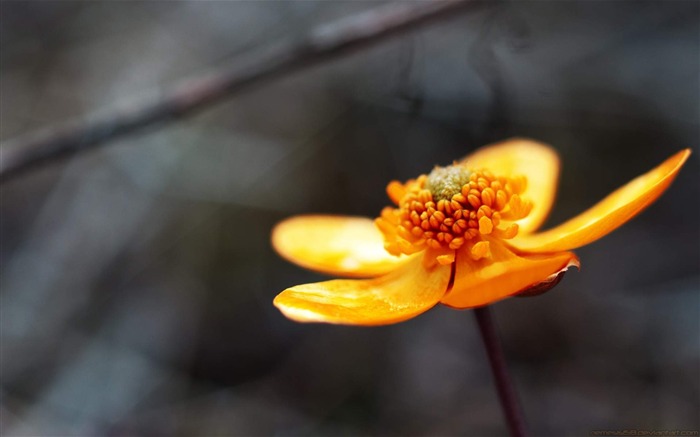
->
[1,1,698,436]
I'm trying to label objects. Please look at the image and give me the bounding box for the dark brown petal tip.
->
[515,270,568,298]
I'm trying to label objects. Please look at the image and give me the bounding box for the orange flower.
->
[272,139,690,325]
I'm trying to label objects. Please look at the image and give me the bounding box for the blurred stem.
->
[474,306,528,437]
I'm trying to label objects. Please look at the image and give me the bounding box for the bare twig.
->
[0,0,476,182]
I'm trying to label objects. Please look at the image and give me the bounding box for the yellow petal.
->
[440,239,578,309]
[273,254,452,325]
[461,138,560,234]
[508,149,691,253]
[272,215,407,278]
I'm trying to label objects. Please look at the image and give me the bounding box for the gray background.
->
[1,1,698,436]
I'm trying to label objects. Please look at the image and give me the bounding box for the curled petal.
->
[440,239,579,309]
[516,270,568,297]
[273,254,452,325]
[272,215,407,277]
[461,138,560,234]
[509,149,691,253]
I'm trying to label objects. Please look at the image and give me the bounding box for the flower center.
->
[376,164,531,262]
[425,166,472,202]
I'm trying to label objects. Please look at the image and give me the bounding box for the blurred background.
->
[1,1,698,436]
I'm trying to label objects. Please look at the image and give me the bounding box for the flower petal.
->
[272,215,407,278]
[273,254,452,325]
[461,138,560,234]
[508,149,691,253]
[440,239,578,309]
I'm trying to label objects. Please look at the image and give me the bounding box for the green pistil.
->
[425,165,472,202]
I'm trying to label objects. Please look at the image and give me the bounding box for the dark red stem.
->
[474,306,528,437]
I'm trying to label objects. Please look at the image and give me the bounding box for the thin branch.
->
[474,306,528,437]
[0,0,477,182]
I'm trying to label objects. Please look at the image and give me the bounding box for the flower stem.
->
[474,306,528,437]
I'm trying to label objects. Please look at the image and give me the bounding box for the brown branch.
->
[0,0,478,182]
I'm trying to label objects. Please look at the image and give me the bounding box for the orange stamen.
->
[470,241,491,260]
[376,165,530,263]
